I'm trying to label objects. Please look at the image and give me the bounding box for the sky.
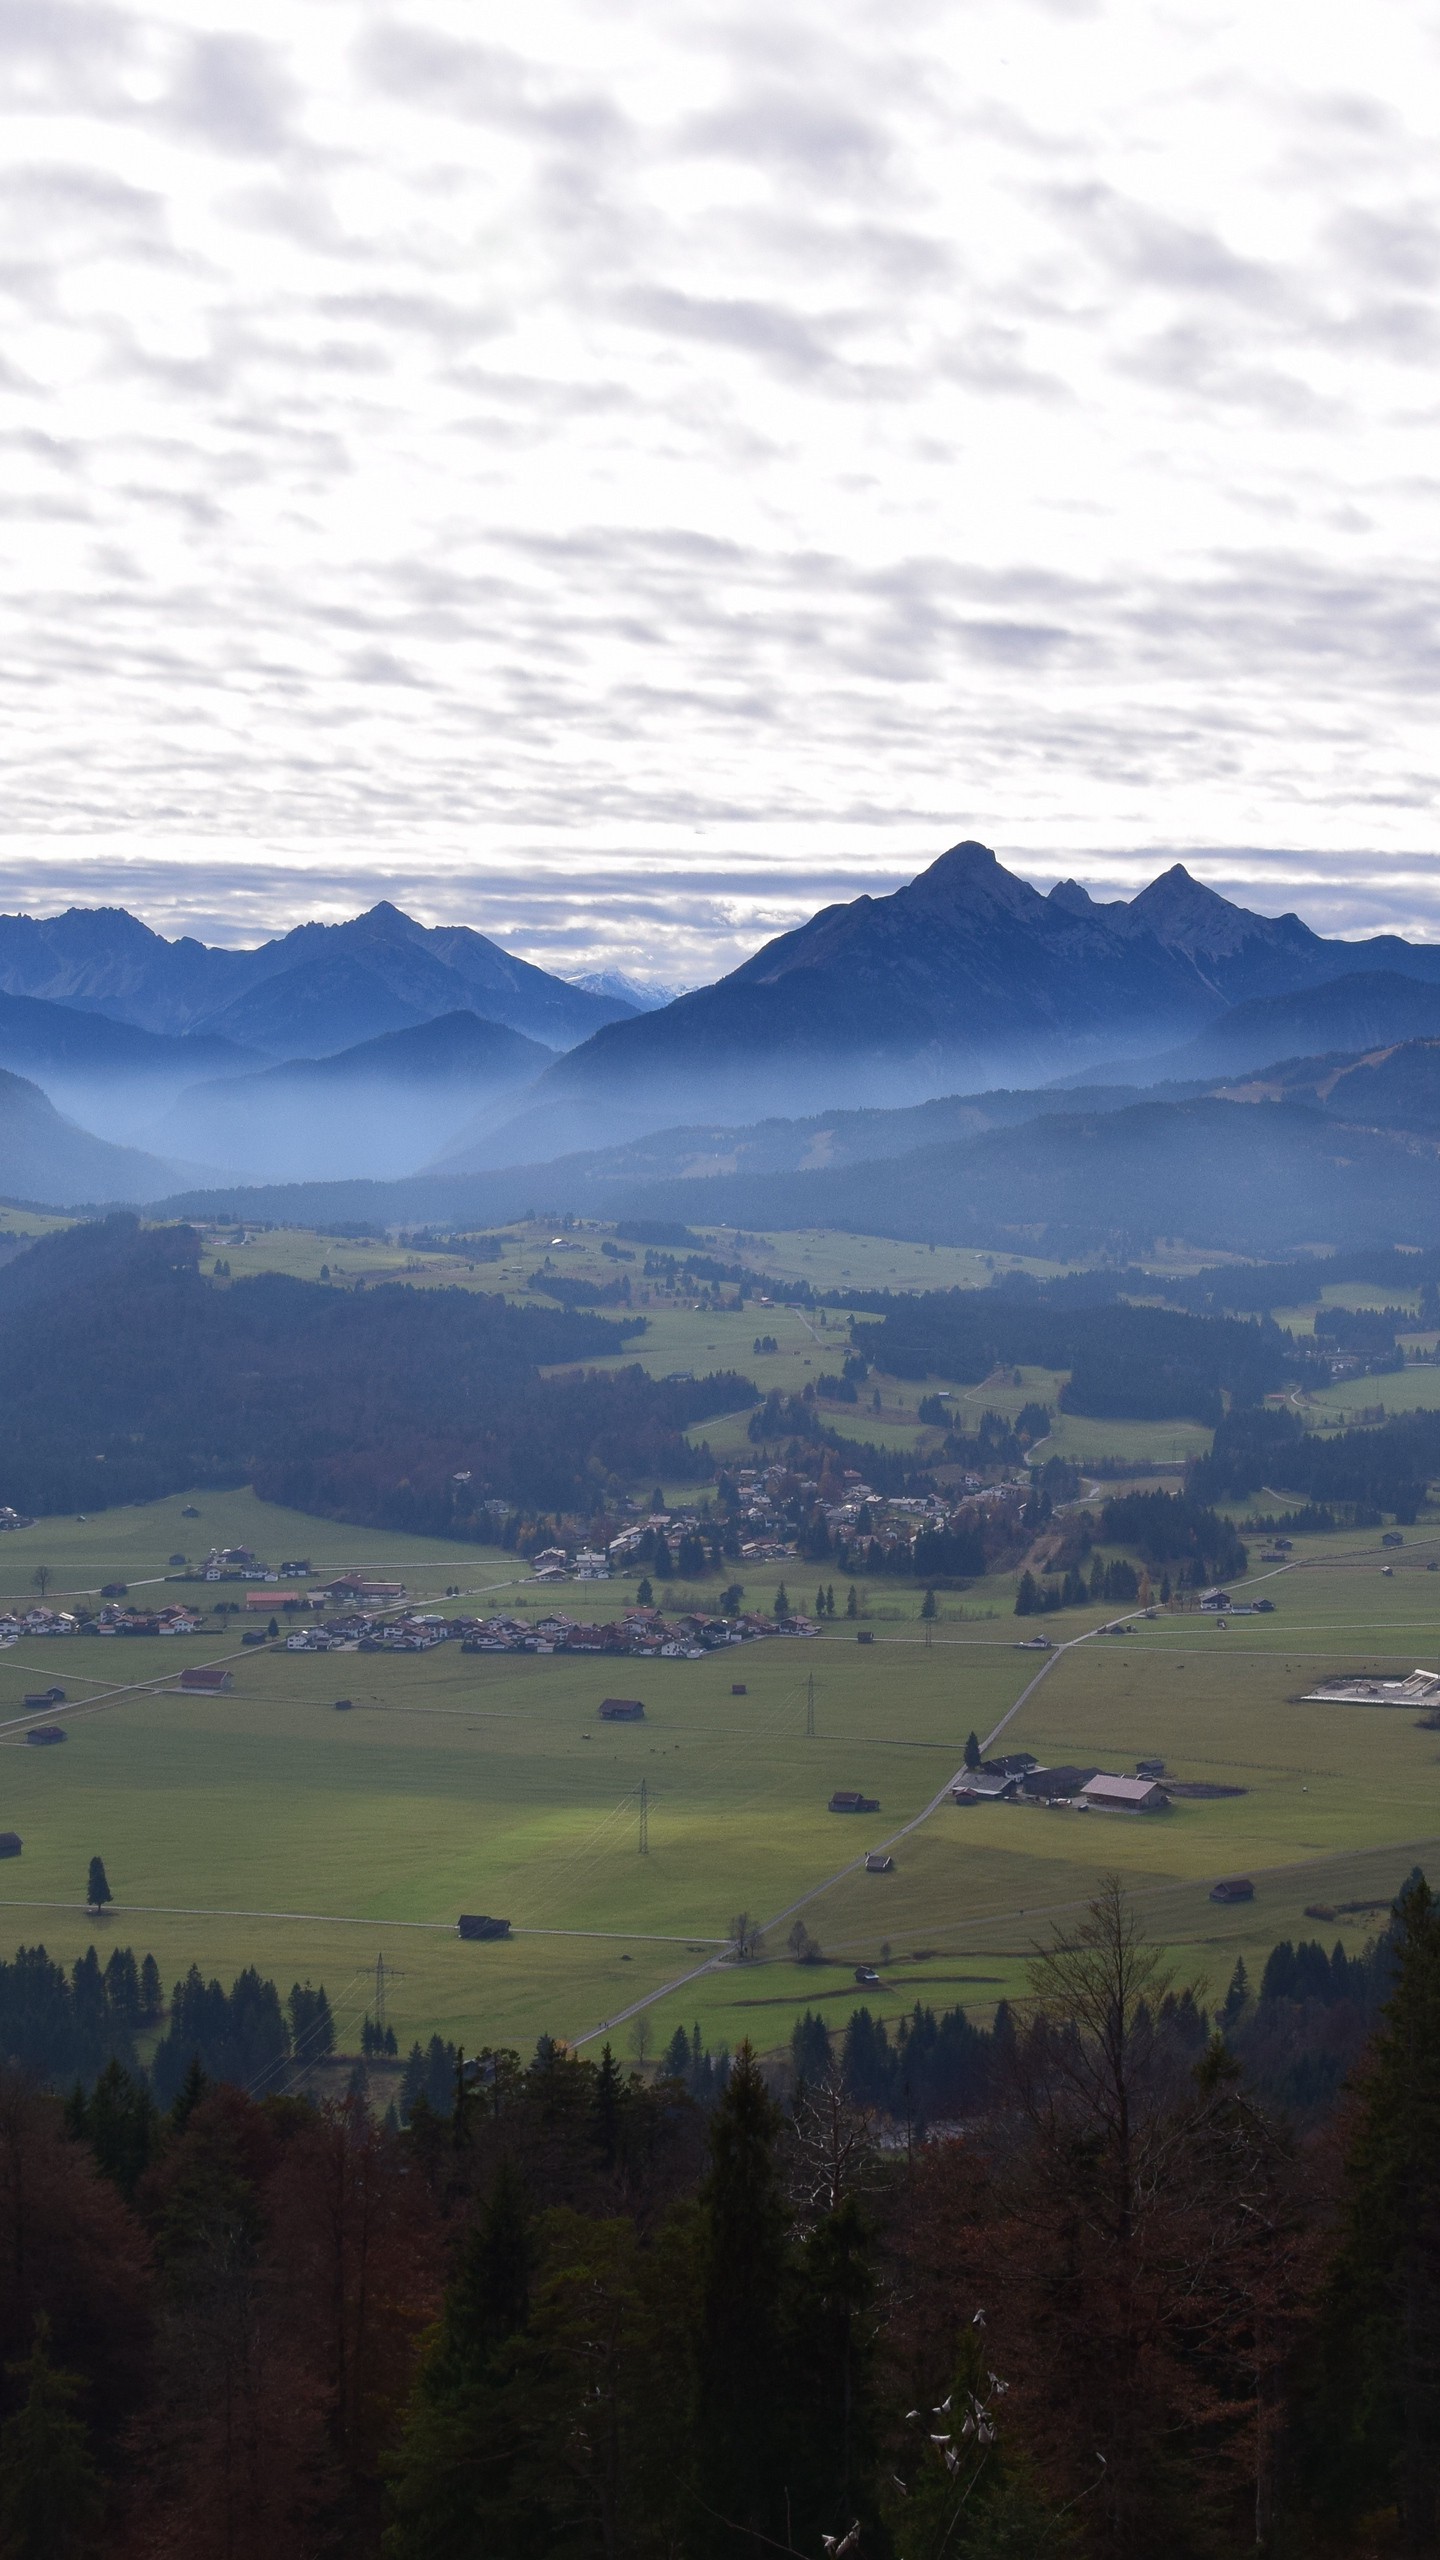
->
[4,0,1440,982]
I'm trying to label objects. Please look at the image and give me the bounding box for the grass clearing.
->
[2,1498,1439,2065]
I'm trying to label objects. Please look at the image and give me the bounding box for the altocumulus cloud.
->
[0,0,1439,974]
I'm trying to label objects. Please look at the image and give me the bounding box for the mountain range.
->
[4,842,1440,1223]
[0,901,633,1056]
[437,843,1440,1165]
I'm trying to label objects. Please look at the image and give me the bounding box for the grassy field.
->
[3,1492,1440,2073]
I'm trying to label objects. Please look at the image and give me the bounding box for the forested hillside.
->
[0,1218,752,1522]
[854,1283,1309,1423]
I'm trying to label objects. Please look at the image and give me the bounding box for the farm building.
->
[1302,1667,1440,1707]
[1210,1877,1255,1904]
[24,1726,64,1745]
[1080,1773,1171,1813]
[0,1832,20,1857]
[599,1698,646,1721]
[245,1589,300,1610]
[951,1772,1018,1803]
[864,1850,893,1871]
[180,1666,234,1694]
[458,1913,512,1940]
[1020,1765,1099,1803]
[830,1788,880,1813]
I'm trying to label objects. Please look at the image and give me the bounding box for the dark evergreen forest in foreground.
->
[5,1877,1440,2559]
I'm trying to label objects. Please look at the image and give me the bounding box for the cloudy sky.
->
[5,0,1440,980]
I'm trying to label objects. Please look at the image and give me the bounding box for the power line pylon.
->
[374,1951,403,2032]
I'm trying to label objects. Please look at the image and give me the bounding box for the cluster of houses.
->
[260,1599,819,1662]
[952,1751,1172,1813]
[460,1604,816,1658]
[0,1605,78,1641]
[92,1601,204,1637]
[283,1608,450,1655]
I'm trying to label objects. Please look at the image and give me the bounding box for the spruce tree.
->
[1308,1872,1440,2547]
[921,1587,937,1620]
[691,2045,790,2554]
[845,1585,858,1618]
[964,1731,982,1771]
[591,2042,624,2167]
[0,2319,103,2560]
[385,2157,535,2558]
[85,1857,110,1915]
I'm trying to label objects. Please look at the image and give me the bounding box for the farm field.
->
[192,1217,1066,1308]
[2,1493,1439,2069]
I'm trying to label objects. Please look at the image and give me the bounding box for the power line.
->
[638,1778,649,1855]
[805,1672,815,1738]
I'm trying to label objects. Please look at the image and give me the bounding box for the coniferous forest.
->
[5,1875,1440,2558]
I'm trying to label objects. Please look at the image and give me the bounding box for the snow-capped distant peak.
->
[568,969,693,1011]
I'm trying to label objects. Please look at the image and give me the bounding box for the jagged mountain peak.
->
[1128,863,1316,960]
[908,839,1045,915]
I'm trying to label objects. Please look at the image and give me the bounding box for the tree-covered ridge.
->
[855,1285,1307,1423]
[1193,1402,1440,1522]
[0,1216,754,1521]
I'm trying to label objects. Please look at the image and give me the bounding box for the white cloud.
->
[0,0,1438,975]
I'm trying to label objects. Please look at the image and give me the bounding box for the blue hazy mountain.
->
[0,900,635,1055]
[158,1010,557,1184]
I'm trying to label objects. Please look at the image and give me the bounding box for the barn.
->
[1080,1773,1171,1813]
[599,1698,646,1721]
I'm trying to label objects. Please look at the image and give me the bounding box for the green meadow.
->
[2,1490,1439,2067]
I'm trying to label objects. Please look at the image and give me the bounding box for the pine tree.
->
[68,2058,159,2198]
[0,2319,103,2560]
[591,2042,624,2167]
[636,1576,653,1607]
[385,2158,535,2557]
[774,1582,789,1618]
[170,2054,210,2132]
[815,1585,826,1619]
[846,1585,858,1618]
[1307,1873,1440,2546]
[691,2046,790,2554]
[921,1587,937,1620]
[964,1731,982,1771]
[1221,1956,1250,2025]
[139,1951,162,2016]
[85,1856,110,1915]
